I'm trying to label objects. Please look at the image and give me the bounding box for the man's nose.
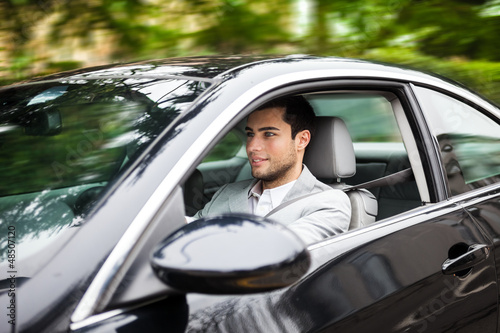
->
[247,137,262,152]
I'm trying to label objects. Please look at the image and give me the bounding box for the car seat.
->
[304,117,378,229]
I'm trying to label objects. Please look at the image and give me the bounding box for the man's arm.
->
[286,189,351,244]
[188,183,230,220]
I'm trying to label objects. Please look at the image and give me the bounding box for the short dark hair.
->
[255,95,316,139]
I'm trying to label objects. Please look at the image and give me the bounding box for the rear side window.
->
[306,92,420,220]
[414,86,500,195]
[307,94,402,143]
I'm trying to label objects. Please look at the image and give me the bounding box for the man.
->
[191,95,351,244]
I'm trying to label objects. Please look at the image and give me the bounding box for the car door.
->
[182,82,498,332]
[182,206,496,333]
[302,84,498,332]
[298,83,499,332]
[301,206,496,332]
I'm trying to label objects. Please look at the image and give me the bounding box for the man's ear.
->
[296,130,311,151]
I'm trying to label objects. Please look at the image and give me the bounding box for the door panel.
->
[460,190,500,332]
[184,204,497,332]
[301,206,497,332]
[73,202,498,333]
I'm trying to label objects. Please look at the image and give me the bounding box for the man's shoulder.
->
[300,165,344,192]
[313,178,335,191]
[309,178,351,206]
[293,165,348,199]
[218,178,255,194]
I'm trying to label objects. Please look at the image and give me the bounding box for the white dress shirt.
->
[248,180,297,216]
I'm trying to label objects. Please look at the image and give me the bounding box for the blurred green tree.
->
[385,0,500,61]
[3,0,500,104]
[182,0,292,54]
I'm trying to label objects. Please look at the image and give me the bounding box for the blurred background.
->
[2,0,500,103]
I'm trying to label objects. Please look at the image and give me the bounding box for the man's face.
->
[245,107,306,189]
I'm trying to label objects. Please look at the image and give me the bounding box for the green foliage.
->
[194,1,290,53]
[362,47,500,104]
[3,0,500,103]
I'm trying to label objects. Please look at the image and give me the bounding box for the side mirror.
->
[23,108,62,136]
[151,214,310,294]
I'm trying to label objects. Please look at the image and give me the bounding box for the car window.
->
[306,92,419,220]
[185,128,246,215]
[0,78,209,271]
[202,130,242,163]
[307,94,403,143]
[186,92,421,224]
[413,86,500,196]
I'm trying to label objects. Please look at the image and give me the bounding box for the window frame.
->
[182,81,434,223]
[411,83,500,198]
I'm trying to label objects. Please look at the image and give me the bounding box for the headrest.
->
[304,117,356,179]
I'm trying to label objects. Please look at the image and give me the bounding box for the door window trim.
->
[410,82,500,199]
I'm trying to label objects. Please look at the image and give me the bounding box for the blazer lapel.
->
[228,179,256,213]
[280,165,316,203]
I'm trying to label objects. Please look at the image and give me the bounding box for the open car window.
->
[184,91,422,226]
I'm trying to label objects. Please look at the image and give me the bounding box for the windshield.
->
[0,77,209,273]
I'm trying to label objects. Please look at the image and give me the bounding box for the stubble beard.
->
[251,149,297,187]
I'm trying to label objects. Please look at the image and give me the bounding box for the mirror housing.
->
[151,214,310,294]
[23,108,62,136]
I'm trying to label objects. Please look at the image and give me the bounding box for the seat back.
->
[183,169,205,216]
[304,117,377,229]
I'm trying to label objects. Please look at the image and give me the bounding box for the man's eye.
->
[246,132,254,137]
[265,132,275,137]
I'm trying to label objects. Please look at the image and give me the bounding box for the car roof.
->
[3,54,450,86]
[12,55,287,83]
[4,54,494,110]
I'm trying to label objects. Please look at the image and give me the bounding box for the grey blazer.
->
[193,166,351,244]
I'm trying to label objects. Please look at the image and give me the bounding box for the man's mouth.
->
[250,157,268,165]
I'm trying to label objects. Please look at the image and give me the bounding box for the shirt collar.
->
[248,179,297,206]
[248,180,263,199]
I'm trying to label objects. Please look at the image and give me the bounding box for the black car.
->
[1,55,500,332]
